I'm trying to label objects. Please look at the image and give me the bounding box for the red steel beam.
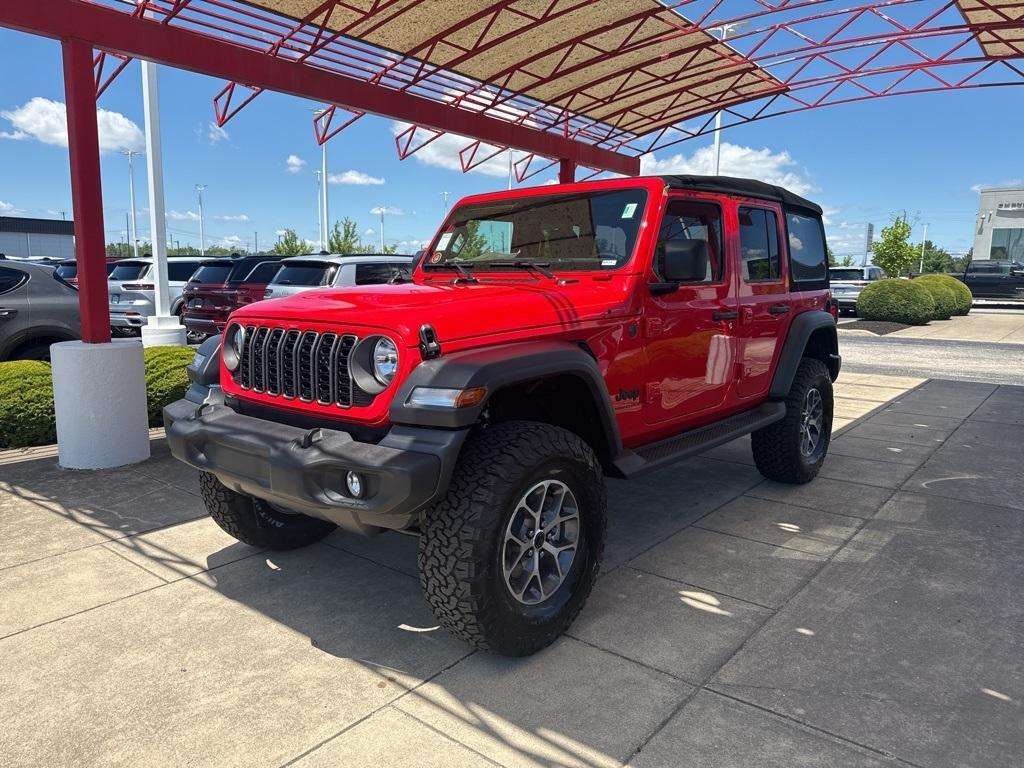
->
[62,37,111,344]
[2,0,637,175]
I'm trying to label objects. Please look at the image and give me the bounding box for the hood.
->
[233,276,637,346]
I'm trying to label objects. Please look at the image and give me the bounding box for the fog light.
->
[346,471,364,498]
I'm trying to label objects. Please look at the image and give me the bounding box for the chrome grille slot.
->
[233,325,361,407]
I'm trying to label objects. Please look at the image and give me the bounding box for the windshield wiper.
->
[432,261,479,283]
[484,261,555,279]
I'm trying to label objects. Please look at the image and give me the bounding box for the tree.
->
[329,217,363,254]
[272,228,307,256]
[917,240,954,274]
[454,220,491,260]
[871,217,917,277]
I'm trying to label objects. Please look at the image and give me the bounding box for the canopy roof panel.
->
[955,0,1024,58]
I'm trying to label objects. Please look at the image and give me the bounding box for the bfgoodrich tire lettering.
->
[418,421,607,656]
[751,357,833,484]
[198,471,336,549]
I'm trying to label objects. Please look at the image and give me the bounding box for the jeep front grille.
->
[234,325,359,407]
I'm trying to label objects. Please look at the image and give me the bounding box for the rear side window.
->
[109,263,149,281]
[786,211,828,286]
[829,268,861,281]
[739,207,781,282]
[354,262,410,285]
[0,266,28,295]
[168,261,202,281]
[189,264,232,284]
[242,261,281,284]
[56,264,78,280]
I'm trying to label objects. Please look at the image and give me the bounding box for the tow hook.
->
[299,428,323,449]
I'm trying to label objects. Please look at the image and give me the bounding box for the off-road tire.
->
[198,471,336,549]
[751,357,833,484]
[419,421,607,656]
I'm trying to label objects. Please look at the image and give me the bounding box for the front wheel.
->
[751,357,833,484]
[419,421,607,656]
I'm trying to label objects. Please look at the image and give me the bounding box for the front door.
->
[735,203,792,398]
[642,195,737,425]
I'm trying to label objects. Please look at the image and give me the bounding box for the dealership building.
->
[973,186,1024,262]
[0,215,75,260]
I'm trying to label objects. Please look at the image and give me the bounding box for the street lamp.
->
[194,184,207,255]
[707,22,750,176]
[314,170,323,250]
[121,149,142,258]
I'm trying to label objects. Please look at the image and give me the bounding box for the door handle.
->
[768,304,791,315]
[712,310,739,321]
[0,308,17,320]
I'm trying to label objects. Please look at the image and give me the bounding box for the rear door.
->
[641,194,736,424]
[735,202,792,399]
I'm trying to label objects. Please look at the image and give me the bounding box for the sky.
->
[0,27,1022,258]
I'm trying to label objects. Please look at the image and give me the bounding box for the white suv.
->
[263,254,414,299]
[829,265,884,314]
[108,256,205,333]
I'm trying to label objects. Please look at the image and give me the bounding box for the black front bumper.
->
[164,397,467,533]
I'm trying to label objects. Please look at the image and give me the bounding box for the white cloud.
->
[167,210,201,221]
[220,235,245,249]
[640,142,815,197]
[364,228,375,235]
[371,206,404,216]
[392,120,524,179]
[970,179,1022,193]
[214,214,250,222]
[207,122,229,144]
[275,229,287,236]
[328,170,384,185]
[286,154,306,174]
[0,97,143,153]
[0,200,17,214]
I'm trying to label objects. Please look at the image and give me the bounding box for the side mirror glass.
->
[662,239,709,282]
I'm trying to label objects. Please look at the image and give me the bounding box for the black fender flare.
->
[769,310,840,399]
[389,340,622,460]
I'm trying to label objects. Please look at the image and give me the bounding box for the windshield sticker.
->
[601,258,617,267]
[621,202,638,219]
[436,232,453,250]
[429,252,443,264]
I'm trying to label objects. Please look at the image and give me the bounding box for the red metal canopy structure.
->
[0,0,1021,342]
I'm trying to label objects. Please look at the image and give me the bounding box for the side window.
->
[655,199,722,283]
[738,207,781,282]
[354,263,398,285]
[168,262,201,281]
[0,266,28,295]
[786,211,828,284]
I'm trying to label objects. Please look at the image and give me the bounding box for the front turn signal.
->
[407,386,487,409]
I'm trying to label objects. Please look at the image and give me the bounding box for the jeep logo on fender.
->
[615,387,640,402]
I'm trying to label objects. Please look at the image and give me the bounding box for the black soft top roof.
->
[660,175,822,215]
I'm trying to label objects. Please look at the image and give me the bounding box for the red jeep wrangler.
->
[165,175,840,656]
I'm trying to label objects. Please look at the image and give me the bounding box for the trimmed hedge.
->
[0,361,57,449]
[856,279,936,325]
[919,281,956,320]
[143,346,194,426]
[0,345,195,449]
[914,273,972,316]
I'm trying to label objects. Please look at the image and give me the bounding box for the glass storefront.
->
[990,228,1024,261]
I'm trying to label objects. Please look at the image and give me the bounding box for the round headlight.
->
[372,337,399,385]
[223,324,244,371]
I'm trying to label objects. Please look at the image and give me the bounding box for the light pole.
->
[918,223,929,275]
[708,22,749,176]
[121,149,141,258]
[322,140,329,247]
[314,170,323,250]
[379,207,385,252]
[195,184,207,255]
[442,191,451,215]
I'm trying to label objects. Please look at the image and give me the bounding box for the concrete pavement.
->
[839,335,1024,385]
[889,311,1024,343]
[1,375,1022,767]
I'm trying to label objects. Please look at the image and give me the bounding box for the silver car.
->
[830,265,884,314]
[263,254,415,299]
[0,260,80,361]
[108,256,205,333]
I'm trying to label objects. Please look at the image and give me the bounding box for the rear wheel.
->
[419,421,606,656]
[198,471,336,549]
[751,357,833,484]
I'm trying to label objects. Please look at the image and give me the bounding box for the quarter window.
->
[655,199,723,282]
[0,266,28,295]
[355,263,409,285]
[739,207,781,282]
[786,211,828,283]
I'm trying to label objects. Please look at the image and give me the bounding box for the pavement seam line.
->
[690,521,849,558]
[99,539,175,584]
[622,564,777,610]
[318,538,419,582]
[384,707,507,767]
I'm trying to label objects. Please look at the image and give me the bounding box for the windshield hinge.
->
[419,324,442,359]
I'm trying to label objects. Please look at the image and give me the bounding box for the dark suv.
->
[165,175,839,656]
[182,255,284,339]
[956,259,1024,299]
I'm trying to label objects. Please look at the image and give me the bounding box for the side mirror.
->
[662,239,709,282]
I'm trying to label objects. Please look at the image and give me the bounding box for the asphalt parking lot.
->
[1,375,1022,767]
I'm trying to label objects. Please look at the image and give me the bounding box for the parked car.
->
[0,261,80,360]
[828,265,884,314]
[262,253,414,299]
[165,174,839,656]
[954,259,1024,299]
[182,255,285,339]
[107,256,205,334]
[55,257,124,287]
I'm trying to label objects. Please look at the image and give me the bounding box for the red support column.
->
[62,37,110,343]
[558,158,576,184]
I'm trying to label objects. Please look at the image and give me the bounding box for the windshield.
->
[189,264,232,284]
[425,188,648,272]
[829,268,863,280]
[272,263,335,286]
[109,263,149,281]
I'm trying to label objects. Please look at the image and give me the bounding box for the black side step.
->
[612,402,785,479]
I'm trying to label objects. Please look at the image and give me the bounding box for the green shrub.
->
[914,273,972,316]
[918,281,956,320]
[143,346,195,426]
[856,279,935,325]
[0,360,56,449]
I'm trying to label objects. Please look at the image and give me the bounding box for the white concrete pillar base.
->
[50,340,151,469]
[141,314,186,347]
